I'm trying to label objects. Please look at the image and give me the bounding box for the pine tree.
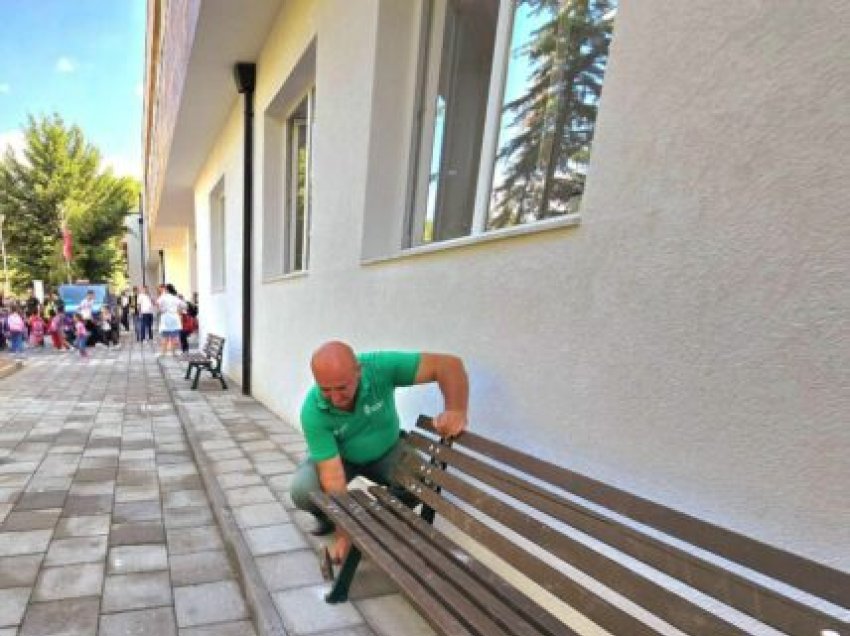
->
[0,114,137,291]
[489,0,616,229]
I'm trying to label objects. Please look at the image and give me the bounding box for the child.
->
[100,307,113,349]
[7,306,26,360]
[28,312,46,347]
[73,313,89,359]
[48,310,71,351]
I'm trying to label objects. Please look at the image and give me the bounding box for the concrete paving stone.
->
[111,521,166,546]
[99,606,177,636]
[44,535,108,566]
[14,491,67,511]
[78,457,118,469]
[69,480,115,496]
[115,485,161,503]
[120,460,158,473]
[116,470,158,486]
[244,524,307,556]
[281,441,308,453]
[26,477,73,492]
[250,452,293,465]
[157,453,192,465]
[215,472,263,490]
[108,544,169,574]
[233,502,291,529]
[113,500,162,524]
[0,586,30,627]
[177,620,256,636]
[0,529,53,556]
[266,474,295,492]
[255,462,294,477]
[0,506,10,525]
[0,475,30,489]
[1,508,61,531]
[163,506,214,529]
[0,555,42,588]
[55,514,111,538]
[121,449,156,461]
[0,463,39,475]
[211,459,252,475]
[164,490,208,509]
[240,441,276,453]
[160,476,204,492]
[256,550,323,591]
[83,447,119,458]
[224,486,275,507]
[32,563,104,601]
[74,467,117,482]
[166,526,224,555]
[356,594,436,636]
[158,464,198,479]
[169,550,233,586]
[101,572,172,612]
[19,596,100,635]
[273,584,363,635]
[0,627,15,636]
[173,581,248,628]
[205,449,243,462]
[62,494,113,516]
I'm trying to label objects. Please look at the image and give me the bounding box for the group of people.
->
[125,284,199,356]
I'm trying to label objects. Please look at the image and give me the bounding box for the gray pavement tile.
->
[211,459,252,475]
[0,627,16,636]
[163,506,214,529]
[244,524,307,556]
[111,521,166,545]
[69,480,115,496]
[44,536,108,566]
[250,452,293,465]
[0,587,30,627]
[266,474,295,492]
[74,467,117,482]
[166,526,224,555]
[215,472,263,490]
[157,464,197,479]
[204,449,243,462]
[0,506,9,525]
[0,529,53,556]
[255,462,292,477]
[256,550,323,591]
[177,620,257,636]
[233,502,290,529]
[0,462,39,474]
[223,486,275,507]
[113,500,162,523]
[32,563,104,601]
[99,606,177,636]
[157,453,192,465]
[356,594,436,636]
[78,457,118,469]
[19,596,100,636]
[0,475,29,489]
[200,441,236,452]
[62,494,113,516]
[273,585,363,635]
[173,581,248,628]
[54,514,111,538]
[14,491,67,511]
[0,555,42,588]
[108,544,169,574]
[26,478,72,492]
[115,485,161,503]
[241,441,276,453]
[169,550,233,586]
[1,508,62,531]
[101,572,172,612]
[164,490,208,509]
[160,475,204,492]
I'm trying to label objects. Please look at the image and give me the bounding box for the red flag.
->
[62,225,73,262]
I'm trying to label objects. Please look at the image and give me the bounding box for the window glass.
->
[487,1,617,229]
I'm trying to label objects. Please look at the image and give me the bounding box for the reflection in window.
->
[286,91,313,273]
[210,180,226,292]
[488,1,617,229]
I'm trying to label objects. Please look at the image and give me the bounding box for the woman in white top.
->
[157,284,186,356]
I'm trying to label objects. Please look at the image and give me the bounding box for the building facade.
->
[144,0,850,571]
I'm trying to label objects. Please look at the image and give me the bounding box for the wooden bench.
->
[183,333,227,390]
[313,415,849,636]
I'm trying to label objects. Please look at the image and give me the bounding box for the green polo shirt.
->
[301,351,421,464]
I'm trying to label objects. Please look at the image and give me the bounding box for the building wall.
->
[191,0,849,568]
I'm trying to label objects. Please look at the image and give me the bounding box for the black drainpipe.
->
[234,62,256,396]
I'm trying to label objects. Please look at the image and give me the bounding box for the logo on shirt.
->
[363,400,384,416]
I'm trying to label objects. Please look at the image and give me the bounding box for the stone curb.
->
[158,358,289,636]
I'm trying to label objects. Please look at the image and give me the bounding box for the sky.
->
[0,0,146,178]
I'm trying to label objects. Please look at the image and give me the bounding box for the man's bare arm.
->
[316,456,350,562]
[415,353,469,438]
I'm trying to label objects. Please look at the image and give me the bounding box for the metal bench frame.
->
[313,416,849,636]
[183,334,227,390]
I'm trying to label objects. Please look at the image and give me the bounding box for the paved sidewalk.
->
[0,339,435,635]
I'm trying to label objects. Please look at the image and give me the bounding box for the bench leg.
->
[184,363,193,380]
[325,546,362,604]
[218,373,228,390]
[192,366,202,390]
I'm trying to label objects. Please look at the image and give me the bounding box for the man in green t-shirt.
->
[291,340,469,563]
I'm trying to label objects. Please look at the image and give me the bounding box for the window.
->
[210,179,226,292]
[407,0,617,246]
[284,91,313,273]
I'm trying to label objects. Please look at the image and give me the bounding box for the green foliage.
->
[0,113,138,292]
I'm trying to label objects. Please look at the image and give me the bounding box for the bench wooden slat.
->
[407,432,843,636]
[367,487,579,636]
[349,489,567,636]
[399,453,750,636]
[311,493,486,636]
[416,418,850,611]
[395,468,665,636]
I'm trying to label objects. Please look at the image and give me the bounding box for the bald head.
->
[311,341,361,411]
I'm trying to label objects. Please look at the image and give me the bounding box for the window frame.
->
[209,179,226,293]
[283,87,314,275]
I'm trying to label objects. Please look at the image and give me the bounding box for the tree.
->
[0,114,137,292]
[489,0,617,229]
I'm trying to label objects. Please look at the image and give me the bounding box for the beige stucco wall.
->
[191,0,849,570]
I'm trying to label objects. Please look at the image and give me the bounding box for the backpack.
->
[7,313,24,333]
